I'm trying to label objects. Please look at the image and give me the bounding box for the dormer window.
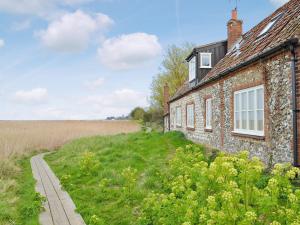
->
[200,53,212,68]
[189,56,196,82]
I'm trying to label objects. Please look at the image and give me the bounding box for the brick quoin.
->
[219,80,225,147]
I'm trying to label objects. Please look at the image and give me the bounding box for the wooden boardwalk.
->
[31,154,86,225]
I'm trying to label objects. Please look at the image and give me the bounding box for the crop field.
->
[0,120,139,159]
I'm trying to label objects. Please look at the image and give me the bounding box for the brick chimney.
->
[163,83,170,115]
[227,8,243,50]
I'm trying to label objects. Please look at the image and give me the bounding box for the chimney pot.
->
[232,8,238,20]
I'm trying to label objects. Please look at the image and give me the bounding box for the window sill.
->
[204,128,213,132]
[200,66,212,69]
[187,127,195,131]
[231,132,265,140]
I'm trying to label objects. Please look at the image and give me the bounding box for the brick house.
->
[163,0,300,166]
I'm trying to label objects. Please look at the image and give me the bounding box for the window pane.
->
[206,99,212,128]
[206,100,209,127]
[242,92,247,110]
[234,94,240,112]
[257,88,264,110]
[202,56,210,67]
[242,111,247,129]
[189,57,196,81]
[248,90,255,110]
[248,111,255,130]
[201,53,211,68]
[187,105,194,128]
[257,110,263,131]
[235,112,240,129]
[176,107,181,125]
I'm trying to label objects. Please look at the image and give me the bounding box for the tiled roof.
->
[171,81,190,100]
[170,0,300,102]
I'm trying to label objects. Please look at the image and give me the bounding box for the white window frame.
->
[205,98,212,129]
[189,56,196,82]
[176,106,182,127]
[186,103,195,129]
[200,53,212,69]
[233,85,264,136]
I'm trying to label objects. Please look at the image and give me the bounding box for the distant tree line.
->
[106,115,130,120]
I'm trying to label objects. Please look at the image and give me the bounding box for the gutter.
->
[290,43,299,167]
[169,38,299,103]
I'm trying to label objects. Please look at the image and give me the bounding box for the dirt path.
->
[31,154,86,225]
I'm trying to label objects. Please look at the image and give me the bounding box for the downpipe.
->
[290,44,299,167]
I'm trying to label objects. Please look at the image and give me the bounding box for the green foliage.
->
[150,43,194,110]
[130,107,146,121]
[121,167,138,200]
[0,156,43,225]
[143,107,164,127]
[45,131,191,225]
[89,215,105,225]
[79,151,101,175]
[139,146,300,225]
[19,193,45,220]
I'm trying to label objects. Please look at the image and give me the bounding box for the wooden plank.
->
[31,154,86,225]
[31,156,54,225]
[39,155,86,225]
[35,157,70,225]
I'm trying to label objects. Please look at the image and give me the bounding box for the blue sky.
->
[0,0,289,120]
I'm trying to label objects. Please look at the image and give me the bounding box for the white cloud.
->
[62,0,93,5]
[13,88,48,104]
[0,0,54,16]
[98,32,162,70]
[0,0,96,17]
[26,89,147,119]
[11,20,31,31]
[84,88,148,109]
[269,0,290,7]
[32,107,65,119]
[37,10,114,52]
[80,89,148,118]
[0,39,4,48]
[84,78,105,90]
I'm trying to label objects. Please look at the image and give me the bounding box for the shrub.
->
[138,145,300,225]
[79,151,100,176]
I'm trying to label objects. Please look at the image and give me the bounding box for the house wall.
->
[169,50,293,165]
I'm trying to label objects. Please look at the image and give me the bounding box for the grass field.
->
[0,120,139,159]
[45,131,192,225]
[0,120,139,225]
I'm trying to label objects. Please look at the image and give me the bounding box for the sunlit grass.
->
[45,131,192,224]
[0,155,43,225]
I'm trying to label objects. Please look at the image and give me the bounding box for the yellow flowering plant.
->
[138,145,300,225]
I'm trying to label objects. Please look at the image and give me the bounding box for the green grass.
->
[0,155,43,225]
[45,131,192,225]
